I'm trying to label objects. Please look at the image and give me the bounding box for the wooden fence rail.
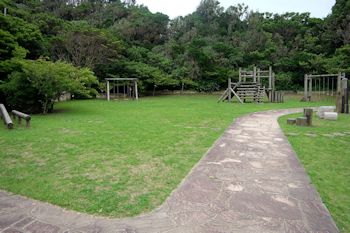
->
[0,104,13,129]
[12,110,31,127]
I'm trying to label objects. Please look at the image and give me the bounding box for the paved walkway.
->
[0,109,338,233]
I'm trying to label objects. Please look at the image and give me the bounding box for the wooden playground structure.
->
[105,78,139,101]
[218,66,284,104]
[303,72,349,113]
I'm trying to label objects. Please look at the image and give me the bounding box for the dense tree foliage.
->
[0,0,348,112]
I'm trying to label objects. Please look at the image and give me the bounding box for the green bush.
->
[1,59,98,114]
[275,73,299,91]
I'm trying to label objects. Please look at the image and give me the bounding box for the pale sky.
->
[136,0,336,19]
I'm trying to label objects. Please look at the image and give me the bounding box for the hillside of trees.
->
[0,0,349,113]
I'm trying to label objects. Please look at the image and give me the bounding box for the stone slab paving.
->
[0,109,339,233]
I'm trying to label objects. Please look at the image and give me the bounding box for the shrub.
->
[1,59,98,114]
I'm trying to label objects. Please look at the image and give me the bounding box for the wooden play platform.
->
[219,66,284,104]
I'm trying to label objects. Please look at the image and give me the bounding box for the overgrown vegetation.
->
[1,0,349,113]
[279,113,350,233]
[0,95,331,217]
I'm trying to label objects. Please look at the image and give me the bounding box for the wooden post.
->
[239,68,242,83]
[228,78,232,102]
[308,76,312,101]
[12,110,31,128]
[257,68,261,84]
[269,66,272,89]
[134,80,139,100]
[345,86,349,114]
[337,73,342,92]
[268,69,272,90]
[304,74,308,101]
[336,76,345,113]
[296,117,307,126]
[304,108,313,126]
[341,78,348,113]
[26,119,30,127]
[106,80,110,101]
[268,67,273,102]
[253,66,257,83]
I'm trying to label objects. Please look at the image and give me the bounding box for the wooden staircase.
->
[235,82,265,103]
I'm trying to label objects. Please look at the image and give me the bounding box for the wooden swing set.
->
[303,72,348,113]
[105,78,139,101]
[303,73,345,101]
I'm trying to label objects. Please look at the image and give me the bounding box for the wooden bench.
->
[12,110,31,127]
[0,104,13,129]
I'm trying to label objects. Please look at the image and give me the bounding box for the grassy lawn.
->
[0,94,331,217]
[279,112,350,232]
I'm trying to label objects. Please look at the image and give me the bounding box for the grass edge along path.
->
[0,95,333,218]
[279,113,350,233]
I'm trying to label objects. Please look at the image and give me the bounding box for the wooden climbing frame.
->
[219,66,283,104]
[303,73,345,102]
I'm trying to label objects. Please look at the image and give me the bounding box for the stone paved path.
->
[0,109,339,233]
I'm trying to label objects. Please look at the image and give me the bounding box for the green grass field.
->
[0,95,333,217]
[279,112,350,232]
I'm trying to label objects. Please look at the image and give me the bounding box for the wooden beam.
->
[308,76,312,101]
[230,88,243,104]
[239,68,242,83]
[105,78,138,81]
[134,80,139,100]
[340,78,348,113]
[268,67,272,90]
[218,89,229,102]
[106,80,110,101]
[304,74,308,101]
[0,104,13,129]
[308,74,339,78]
[228,78,232,102]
